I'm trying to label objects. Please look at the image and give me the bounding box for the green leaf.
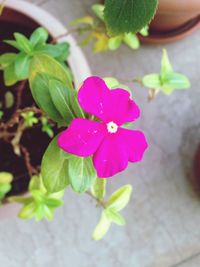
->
[41,136,70,193]
[123,33,140,50]
[48,79,75,124]
[0,184,11,199]
[0,172,13,184]
[70,16,94,26]
[68,156,96,193]
[30,27,48,47]
[160,49,173,81]
[5,91,14,109]
[164,72,191,90]
[108,36,122,50]
[0,53,16,68]
[106,184,132,211]
[103,77,119,88]
[142,74,161,89]
[4,40,21,50]
[140,25,149,36]
[92,210,111,241]
[19,202,36,219]
[92,4,105,21]
[15,52,31,80]
[105,208,125,225]
[29,53,73,89]
[30,73,65,125]
[38,42,70,62]
[91,178,106,200]
[4,62,18,86]
[14,33,32,53]
[104,0,158,35]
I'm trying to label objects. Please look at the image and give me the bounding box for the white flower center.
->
[107,121,118,133]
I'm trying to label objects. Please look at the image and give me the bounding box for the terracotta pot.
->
[140,0,200,44]
[0,0,91,219]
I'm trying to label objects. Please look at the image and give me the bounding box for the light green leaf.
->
[14,33,32,53]
[164,72,191,90]
[19,202,36,219]
[0,53,16,68]
[0,172,13,184]
[5,91,14,109]
[91,178,106,200]
[108,36,122,50]
[104,0,158,35]
[4,40,21,50]
[41,136,70,193]
[0,184,11,199]
[92,4,105,21]
[123,33,140,50]
[105,208,125,225]
[103,77,119,88]
[68,156,96,193]
[4,62,18,86]
[142,74,161,89]
[30,27,48,47]
[160,49,173,81]
[92,210,111,241]
[38,42,70,62]
[15,52,31,80]
[70,16,94,26]
[140,25,149,37]
[106,184,132,211]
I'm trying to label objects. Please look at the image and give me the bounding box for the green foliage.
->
[40,117,54,138]
[104,0,158,35]
[1,27,70,85]
[142,49,191,95]
[93,184,132,240]
[4,91,14,108]
[41,136,70,193]
[91,178,106,200]
[0,110,4,119]
[68,156,96,193]
[21,111,38,127]
[0,172,13,201]
[10,175,64,221]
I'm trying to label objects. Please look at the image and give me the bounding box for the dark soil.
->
[0,8,54,196]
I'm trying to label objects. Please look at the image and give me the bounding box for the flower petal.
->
[78,76,110,121]
[119,128,148,162]
[107,89,140,125]
[58,118,107,157]
[93,133,129,178]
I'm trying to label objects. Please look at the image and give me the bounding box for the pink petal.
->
[107,89,140,125]
[119,128,148,162]
[93,133,129,178]
[58,118,107,157]
[78,76,110,121]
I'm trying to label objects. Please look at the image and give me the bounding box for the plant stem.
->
[86,191,106,209]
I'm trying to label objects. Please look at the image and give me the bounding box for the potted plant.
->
[0,0,191,240]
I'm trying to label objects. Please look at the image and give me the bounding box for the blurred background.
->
[0,0,200,266]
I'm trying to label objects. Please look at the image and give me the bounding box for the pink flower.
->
[58,76,148,178]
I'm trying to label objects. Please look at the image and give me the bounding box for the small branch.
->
[86,191,106,209]
[20,145,38,177]
[15,80,27,111]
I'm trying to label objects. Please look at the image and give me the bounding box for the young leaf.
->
[4,40,21,50]
[104,208,125,225]
[5,91,14,109]
[108,36,122,50]
[106,184,132,211]
[21,111,38,127]
[142,74,161,89]
[68,156,96,193]
[161,49,173,81]
[70,16,94,26]
[30,27,48,47]
[0,172,13,184]
[104,0,158,35]
[92,210,111,241]
[123,33,140,50]
[164,73,191,90]
[0,53,16,68]
[91,178,106,200]
[18,202,36,219]
[14,33,32,53]
[41,136,70,193]
[92,4,105,21]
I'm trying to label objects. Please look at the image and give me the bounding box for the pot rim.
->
[158,0,200,14]
[0,0,92,218]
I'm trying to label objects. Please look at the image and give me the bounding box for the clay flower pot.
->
[140,0,200,44]
[0,0,91,219]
